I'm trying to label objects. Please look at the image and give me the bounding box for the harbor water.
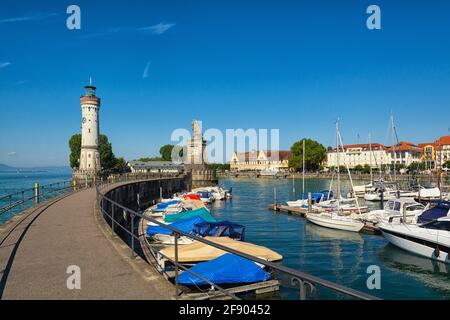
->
[0,169,72,224]
[210,178,450,300]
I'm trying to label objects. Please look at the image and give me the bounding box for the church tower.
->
[78,80,101,175]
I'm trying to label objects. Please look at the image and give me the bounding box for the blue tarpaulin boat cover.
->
[164,207,217,223]
[156,200,180,209]
[417,201,450,224]
[178,253,271,286]
[193,221,245,241]
[146,216,207,236]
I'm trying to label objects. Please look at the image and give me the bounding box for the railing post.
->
[130,211,136,258]
[174,232,180,299]
[34,181,40,205]
[41,186,45,200]
[111,203,115,237]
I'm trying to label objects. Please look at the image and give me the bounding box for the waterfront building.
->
[419,135,450,170]
[73,80,101,179]
[326,141,421,169]
[127,160,183,173]
[230,150,291,173]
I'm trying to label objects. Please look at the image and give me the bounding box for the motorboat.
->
[178,253,271,287]
[359,198,425,225]
[197,191,215,204]
[306,211,365,232]
[152,234,195,245]
[157,236,283,268]
[415,187,446,204]
[164,207,216,224]
[379,216,450,264]
[316,197,369,214]
[351,183,375,198]
[286,190,333,208]
[364,187,398,201]
[192,221,245,241]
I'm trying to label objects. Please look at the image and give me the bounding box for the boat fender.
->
[434,247,440,258]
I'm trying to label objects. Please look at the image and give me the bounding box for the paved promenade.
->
[0,187,173,300]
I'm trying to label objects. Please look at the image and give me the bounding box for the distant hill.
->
[0,164,71,172]
[0,163,16,171]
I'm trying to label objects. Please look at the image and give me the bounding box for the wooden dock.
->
[269,204,320,217]
[180,280,280,300]
[269,203,381,235]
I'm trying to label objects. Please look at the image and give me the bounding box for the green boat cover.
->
[164,207,217,223]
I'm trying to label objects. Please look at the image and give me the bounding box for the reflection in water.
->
[379,245,450,294]
[211,178,448,299]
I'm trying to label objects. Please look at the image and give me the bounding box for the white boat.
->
[305,120,365,233]
[364,188,398,201]
[379,217,450,264]
[152,234,195,245]
[360,198,425,225]
[316,197,369,214]
[306,212,365,232]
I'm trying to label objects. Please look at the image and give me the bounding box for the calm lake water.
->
[1,172,449,299]
[0,169,72,224]
[210,178,450,300]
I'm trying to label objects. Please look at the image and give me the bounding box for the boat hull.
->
[306,213,364,232]
[379,225,449,264]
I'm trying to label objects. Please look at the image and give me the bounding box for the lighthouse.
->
[78,80,101,175]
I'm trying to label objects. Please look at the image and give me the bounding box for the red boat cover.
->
[183,194,201,200]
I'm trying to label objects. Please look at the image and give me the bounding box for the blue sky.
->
[1,0,450,166]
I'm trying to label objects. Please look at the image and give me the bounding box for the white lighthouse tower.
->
[77,79,101,176]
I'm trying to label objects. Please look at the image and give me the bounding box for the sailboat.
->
[306,120,365,233]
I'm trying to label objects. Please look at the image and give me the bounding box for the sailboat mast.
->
[369,133,373,184]
[336,120,341,201]
[391,114,397,182]
[302,139,305,195]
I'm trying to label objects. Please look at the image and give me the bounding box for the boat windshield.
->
[420,220,450,231]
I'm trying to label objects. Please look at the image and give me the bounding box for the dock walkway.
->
[0,187,172,300]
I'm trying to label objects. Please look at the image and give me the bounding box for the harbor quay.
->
[0,175,188,299]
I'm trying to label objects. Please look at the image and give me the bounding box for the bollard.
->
[308,192,312,213]
[273,187,277,210]
[34,181,40,205]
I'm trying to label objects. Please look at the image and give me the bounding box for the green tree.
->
[208,163,230,171]
[289,138,326,172]
[99,135,116,171]
[69,134,82,168]
[354,165,364,172]
[443,161,450,169]
[408,162,426,173]
[112,157,130,174]
[159,144,175,161]
[68,133,118,172]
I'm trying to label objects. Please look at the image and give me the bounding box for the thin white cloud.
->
[142,61,151,79]
[138,22,175,35]
[0,62,11,68]
[80,27,122,39]
[0,12,58,24]
[13,80,28,86]
[7,152,17,157]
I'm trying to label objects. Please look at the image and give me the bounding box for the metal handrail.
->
[0,172,186,218]
[96,185,381,301]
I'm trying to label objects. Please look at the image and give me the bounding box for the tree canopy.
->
[68,133,129,174]
[289,138,326,171]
